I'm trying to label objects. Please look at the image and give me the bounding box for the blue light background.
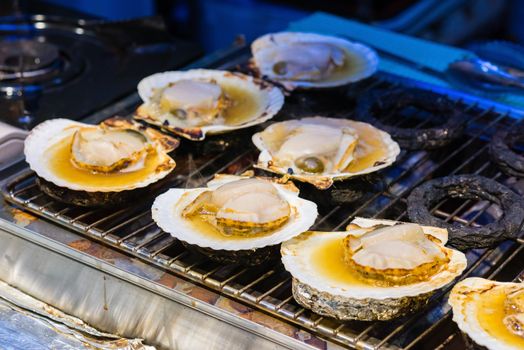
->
[40,0,524,52]
[43,0,155,19]
[41,0,308,51]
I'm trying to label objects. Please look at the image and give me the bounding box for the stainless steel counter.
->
[0,168,340,350]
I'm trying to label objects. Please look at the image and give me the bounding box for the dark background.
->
[38,0,523,52]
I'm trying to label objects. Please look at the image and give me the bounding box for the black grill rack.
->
[3,75,524,350]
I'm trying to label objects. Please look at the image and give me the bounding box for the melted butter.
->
[47,136,161,190]
[346,123,387,172]
[475,288,524,348]
[221,83,262,126]
[186,213,281,241]
[311,237,369,286]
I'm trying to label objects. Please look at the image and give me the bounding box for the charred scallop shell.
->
[135,69,284,141]
[489,123,524,178]
[355,88,466,150]
[407,175,524,250]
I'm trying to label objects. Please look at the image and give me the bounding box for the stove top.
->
[0,12,202,129]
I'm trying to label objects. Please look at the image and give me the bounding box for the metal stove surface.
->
[0,12,201,129]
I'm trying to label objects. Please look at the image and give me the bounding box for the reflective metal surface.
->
[0,279,154,350]
[447,57,524,93]
[0,223,307,350]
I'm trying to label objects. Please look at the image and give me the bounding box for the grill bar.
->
[4,77,524,350]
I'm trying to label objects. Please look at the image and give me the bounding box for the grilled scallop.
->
[252,117,400,189]
[70,127,150,173]
[152,174,317,265]
[135,69,284,140]
[251,32,378,90]
[181,177,292,236]
[449,278,524,350]
[281,217,467,321]
[24,117,178,207]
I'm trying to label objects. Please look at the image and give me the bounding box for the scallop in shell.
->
[152,174,317,265]
[449,278,524,350]
[24,117,178,206]
[281,217,467,321]
[135,69,284,141]
[251,32,378,90]
[252,117,400,189]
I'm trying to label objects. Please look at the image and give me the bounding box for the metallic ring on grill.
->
[489,124,524,177]
[355,89,466,150]
[407,175,524,250]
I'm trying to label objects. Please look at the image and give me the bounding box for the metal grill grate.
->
[3,77,524,350]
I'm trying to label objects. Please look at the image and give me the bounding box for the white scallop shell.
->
[251,32,378,90]
[281,217,467,299]
[449,278,524,350]
[135,69,284,141]
[252,117,400,189]
[151,174,318,250]
[24,118,176,193]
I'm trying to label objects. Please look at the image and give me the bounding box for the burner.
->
[0,40,59,72]
[0,40,67,83]
[0,36,84,95]
[0,13,201,129]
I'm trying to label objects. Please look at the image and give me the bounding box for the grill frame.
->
[3,55,524,349]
